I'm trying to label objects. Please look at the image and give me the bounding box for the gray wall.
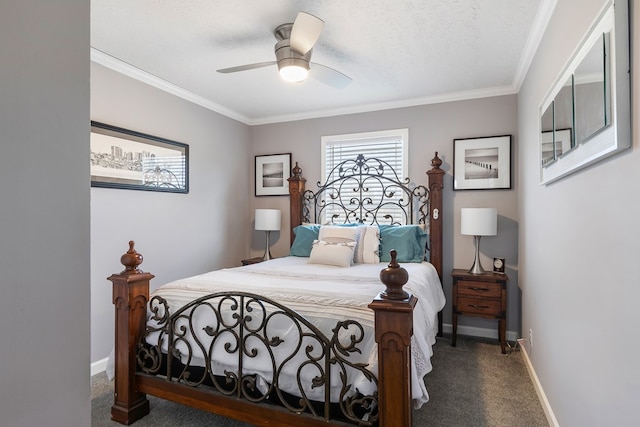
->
[90,63,252,363]
[250,96,521,338]
[0,1,91,425]
[87,61,520,367]
[518,0,639,425]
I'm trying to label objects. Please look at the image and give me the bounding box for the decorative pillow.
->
[318,226,361,263]
[357,225,380,263]
[290,224,321,257]
[378,225,428,263]
[318,225,359,240]
[308,240,356,267]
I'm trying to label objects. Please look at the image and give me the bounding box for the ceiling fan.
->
[216,12,351,89]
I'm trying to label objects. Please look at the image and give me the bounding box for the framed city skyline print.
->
[90,121,189,193]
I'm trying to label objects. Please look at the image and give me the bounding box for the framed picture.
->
[541,129,572,167]
[453,135,511,190]
[90,121,189,193]
[255,153,291,196]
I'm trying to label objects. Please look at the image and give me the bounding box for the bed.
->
[108,152,445,426]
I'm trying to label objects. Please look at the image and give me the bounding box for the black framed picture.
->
[453,135,511,190]
[255,153,291,196]
[90,121,189,193]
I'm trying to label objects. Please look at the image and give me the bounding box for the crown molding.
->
[90,48,252,125]
[512,0,558,91]
[251,85,518,125]
[92,44,534,126]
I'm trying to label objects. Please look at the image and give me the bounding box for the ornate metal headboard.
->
[300,154,429,227]
[288,152,445,276]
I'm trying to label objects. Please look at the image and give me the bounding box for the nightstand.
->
[451,269,508,354]
[241,257,264,266]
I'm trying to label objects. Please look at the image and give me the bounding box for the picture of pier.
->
[464,148,499,180]
[261,161,284,188]
[453,135,511,190]
[255,153,291,196]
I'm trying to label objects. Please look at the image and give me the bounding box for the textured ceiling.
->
[91,0,552,125]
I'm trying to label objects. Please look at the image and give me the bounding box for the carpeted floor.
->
[91,335,548,426]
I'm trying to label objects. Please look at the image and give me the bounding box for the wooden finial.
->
[292,161,302,177]
[430,152,443,169]
[120,240,143,274]
[379,250,410,300]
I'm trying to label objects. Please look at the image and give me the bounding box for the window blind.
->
[321,129,408,224]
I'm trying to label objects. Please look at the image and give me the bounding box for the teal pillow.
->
[379,225,427,263]
[290,224,321,257]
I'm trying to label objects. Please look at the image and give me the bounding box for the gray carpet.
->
[91,335,548,426]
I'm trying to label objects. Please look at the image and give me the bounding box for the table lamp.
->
[461,208,497,275]
[255,209,281,261]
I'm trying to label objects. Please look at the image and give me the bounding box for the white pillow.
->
[318,226,361,263]
[358,225,380,263]
[318,225,381,264]
[308,240,356,267]
[318,225,359,242]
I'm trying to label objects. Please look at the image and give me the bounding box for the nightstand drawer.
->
[457,297,502,316]
[451,269,508,353]
[457,280,502,298]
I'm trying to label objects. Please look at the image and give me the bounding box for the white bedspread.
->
[145,256,445,408]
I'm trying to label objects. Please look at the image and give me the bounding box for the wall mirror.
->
[539,0,630,185]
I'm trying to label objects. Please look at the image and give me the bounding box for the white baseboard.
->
[91,357,108,376]
[517,339,559,427]
[441,322,519,342]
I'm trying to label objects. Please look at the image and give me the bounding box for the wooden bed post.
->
[287,161,306,245]
[108,241,154,425]
[369,250,417,427]
[427,152,445,336]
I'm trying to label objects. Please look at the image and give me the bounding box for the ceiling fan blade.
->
[310,62,352,89]
[290,12,324,55]
[217,61,276,74]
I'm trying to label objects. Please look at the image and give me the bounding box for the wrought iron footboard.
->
[136,292,379,425]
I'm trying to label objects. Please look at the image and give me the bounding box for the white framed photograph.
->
[255,153,291,196]
[453,135,511,190]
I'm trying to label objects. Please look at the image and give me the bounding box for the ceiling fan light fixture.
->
[218,13,351,88]
[278,57,309,83]
[279,63,309,82]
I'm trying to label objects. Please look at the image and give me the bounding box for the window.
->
[320,129,409,224]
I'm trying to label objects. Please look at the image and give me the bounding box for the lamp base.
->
[262,231,273,261]
[468,262,487,275]
[468,235,487,275]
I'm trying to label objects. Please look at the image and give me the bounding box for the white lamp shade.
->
[461,208,497,236]
[255,209,281,231]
